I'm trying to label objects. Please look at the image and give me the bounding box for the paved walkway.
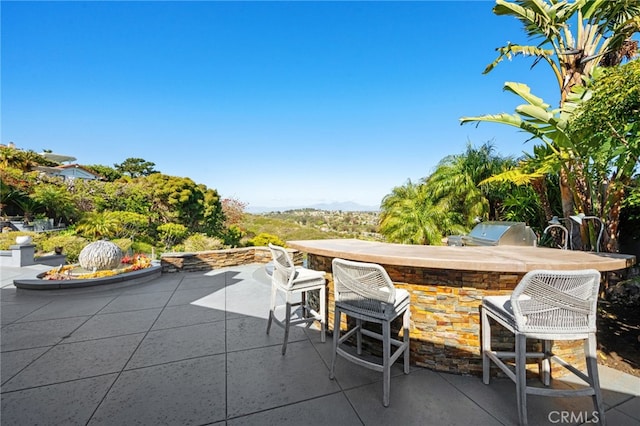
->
[1,264,638,425]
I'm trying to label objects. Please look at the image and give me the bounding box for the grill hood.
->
[448,221,537,247]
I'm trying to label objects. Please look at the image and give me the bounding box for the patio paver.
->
[1,263,639,425]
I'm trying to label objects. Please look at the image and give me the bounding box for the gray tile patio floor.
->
[1,263,638,425]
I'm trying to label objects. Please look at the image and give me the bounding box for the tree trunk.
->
[604,184,625,253]
[559,168,581,249]
[531,177,553,228]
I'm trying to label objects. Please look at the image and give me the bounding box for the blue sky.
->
[2,1,559,210]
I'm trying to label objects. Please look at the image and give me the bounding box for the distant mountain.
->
[247,201,380,214]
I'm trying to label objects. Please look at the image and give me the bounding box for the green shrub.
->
[157,223,188,248]
[132,241,156,257]
[40,235,89,263]
[0,231,37,250]
[182,234,224,252]
[111,238,134,255]
[247,232,285,247]
[222,225,244,247]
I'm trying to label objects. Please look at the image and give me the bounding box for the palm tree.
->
[31,184,79,225]
[424,142,515,226]
[379,180,464,245]
[76,212,121,240]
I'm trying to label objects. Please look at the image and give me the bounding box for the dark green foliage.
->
[222,225,244,248]
[157,223,188,248]
[114,157,159,177]
[31,184,79,224]
[84,164,122,182]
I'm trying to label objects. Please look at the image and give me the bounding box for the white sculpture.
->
[78,240,123,270]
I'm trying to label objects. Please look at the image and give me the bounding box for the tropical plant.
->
[31,184,79,224]
[76,212,121,239]
[0,147,54,171]
[424,142,515,226]
[471,0,640,251]
[14,196,42,222]
[485,0,639,103]
[379,180,464,245]
[566,60,640,250]
[461,82,598,245]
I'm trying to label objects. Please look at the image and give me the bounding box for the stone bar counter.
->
[288,239,636,376]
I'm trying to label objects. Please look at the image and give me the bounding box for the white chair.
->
[329,258,411,407]
[481,269,605,425]
[266,243,326,355]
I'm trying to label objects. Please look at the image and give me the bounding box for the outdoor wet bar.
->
[287,239,636,376]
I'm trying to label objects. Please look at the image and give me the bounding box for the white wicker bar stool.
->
[266,244,326,355]
[329,258,411,407]
[481,269,605,425]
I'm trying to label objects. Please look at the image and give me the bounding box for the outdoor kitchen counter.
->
[287,239,636,376]
[287,238,636,273]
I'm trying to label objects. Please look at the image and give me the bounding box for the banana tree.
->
[486,0,639,103]
[460,81,596,249]
[485,0,640,224]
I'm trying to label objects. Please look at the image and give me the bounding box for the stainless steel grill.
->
[447,221,537,247]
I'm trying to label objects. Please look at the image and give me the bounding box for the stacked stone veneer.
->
[160,246,303,273]
[308,254,588,378]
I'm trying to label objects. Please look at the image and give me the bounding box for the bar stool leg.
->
[266,283,277,335]
[541,339,552,386]
[585,334,606,425]
[481,307,491,385]
[516,333,528,426]
[282,294,292,355]
[403,307,410,374]
[320,285,326,343]
[329,307,341,380]
[382,318,391,407]
[356,318,363,355]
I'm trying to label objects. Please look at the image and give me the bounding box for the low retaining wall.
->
[160,246,302,273]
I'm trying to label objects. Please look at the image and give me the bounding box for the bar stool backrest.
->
[332,258,396,316]
[268,243,297,290]
[511,269,601,336]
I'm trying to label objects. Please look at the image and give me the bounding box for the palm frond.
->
[479,169,546,186]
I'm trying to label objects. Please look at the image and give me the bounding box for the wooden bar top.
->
[287,239,636,273]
